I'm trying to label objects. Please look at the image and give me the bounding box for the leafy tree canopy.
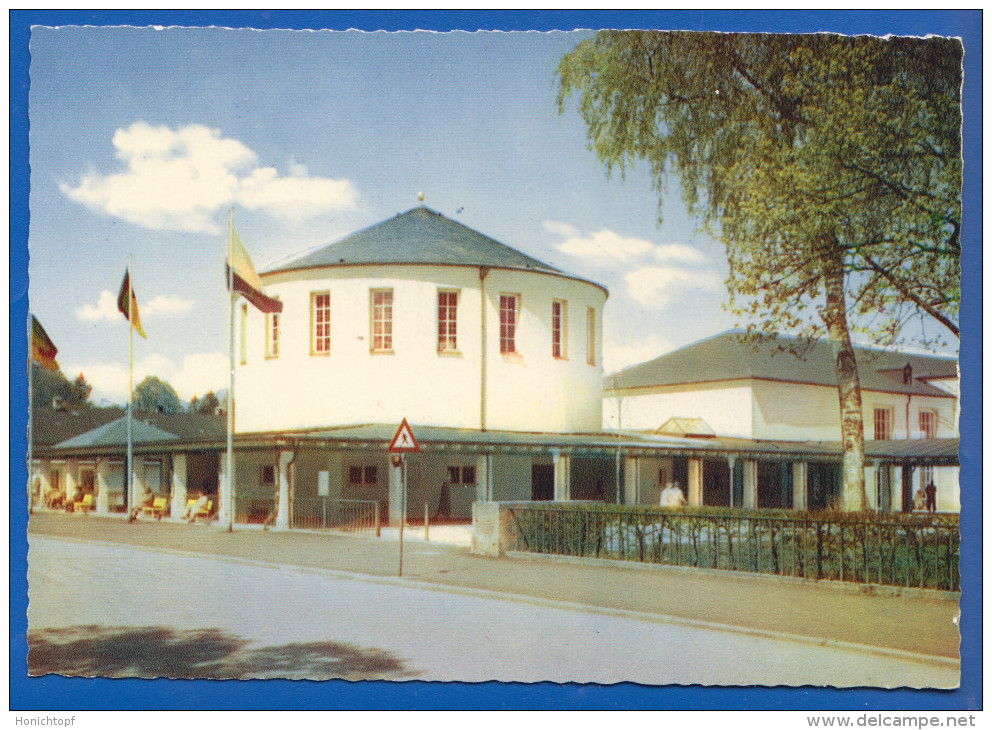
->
[31,363,92,410]
[133,375,184,414]
[558,31,962,348]
[188,390,220,415]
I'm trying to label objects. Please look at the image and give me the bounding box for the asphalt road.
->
[24,513,960,686]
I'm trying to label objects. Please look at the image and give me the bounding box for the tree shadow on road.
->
[28,625,417,680]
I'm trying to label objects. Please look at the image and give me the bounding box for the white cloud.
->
[602,333,673,374]
[653,242,706,264]
[556,229,656,263]
[65,351,228,404]
[625,266,724,307]
[143,294,194,317]
[75,290,120,323]
[60,121,358,234]
[542,220,580,238]
[75,290,194,322]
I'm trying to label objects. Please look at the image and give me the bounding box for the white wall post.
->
[388,458,404,526]
[687,458,703,506]
[96,460,111,514]
[742,460,758,509]
[792,461,807,511]
[217,457,231,526]
[64,459,78,505]
[170,453,188,521]
[276,450,292,530]
[553,450,570,501]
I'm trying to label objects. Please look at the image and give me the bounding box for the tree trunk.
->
[820,241,867,512]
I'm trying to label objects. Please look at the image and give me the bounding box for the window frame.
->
[437,289,459,353]
[873,407,893,440]
[348,464,379,487]
[310,291,331,356]
[552,299,567,360]
[499,293,520,355]
[370,288,394,353]
[918,409,938,439]
[261,464,276,486]
[265,306,280,359]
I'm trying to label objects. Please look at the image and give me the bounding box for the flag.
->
[117,269,146,338]
[30,315,59,371]
[226,219,283,313]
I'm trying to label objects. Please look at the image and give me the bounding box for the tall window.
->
[349,465,379,486]
[586,306,596,366]
[920,465,935,491]
[311,292,330,355]
[919,409,937,438]
[239,303,248,364]
[873,407,893,440]
[499,294,518,354]
[371,289,393,352]
[266,310,280,358]
[552,300,567,359]
[437,290,458,352]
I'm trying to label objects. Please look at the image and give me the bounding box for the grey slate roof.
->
[264,207,563,276]
[604,330,958,398]
[55,416,179,449]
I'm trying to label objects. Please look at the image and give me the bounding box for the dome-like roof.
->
[264,206,562,275]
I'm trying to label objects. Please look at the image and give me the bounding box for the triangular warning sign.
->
[388,418,420,453]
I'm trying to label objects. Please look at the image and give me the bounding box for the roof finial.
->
[417,191,425,204]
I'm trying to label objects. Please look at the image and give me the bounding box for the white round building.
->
[235,206,608,435]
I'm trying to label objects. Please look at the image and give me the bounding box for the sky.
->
[26,24,949,406]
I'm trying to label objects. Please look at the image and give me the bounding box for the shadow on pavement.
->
[28,625,417,680]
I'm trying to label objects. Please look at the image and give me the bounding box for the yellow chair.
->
[72,494,93,514]
[185,498,213,522]
[141,497,169,520]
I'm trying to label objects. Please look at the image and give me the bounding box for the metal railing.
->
[291,497,382,536]
[234,496,275,525]
[508,504,960,591]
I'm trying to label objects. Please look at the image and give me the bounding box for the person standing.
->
[925,481,938,513]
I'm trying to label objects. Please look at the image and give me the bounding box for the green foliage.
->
[31,362,91,409]
[558,31,962,347]
[133,375,184,414]
[187,391,220,415]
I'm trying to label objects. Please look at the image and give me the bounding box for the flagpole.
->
[226,209,235,532]
[127,254,135,513]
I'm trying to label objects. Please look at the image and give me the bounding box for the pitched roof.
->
[32,407,124,448]
[604,330,958,398]
[55,416,179,449]
[264,206,563,276]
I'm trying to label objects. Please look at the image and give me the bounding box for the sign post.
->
[388,418,420,577]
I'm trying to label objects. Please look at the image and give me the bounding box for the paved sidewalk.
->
[26,513,960,661]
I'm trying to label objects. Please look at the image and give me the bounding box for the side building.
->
[603,331,960,512]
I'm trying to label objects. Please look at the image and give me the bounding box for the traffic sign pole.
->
[388,419,419,579]
[398,454,405,577]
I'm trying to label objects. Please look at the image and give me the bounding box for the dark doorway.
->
[757,462,793,509]
[702,460,730,506]
[672,458,688,492]
[570,457,616,502]
[531,464,554,501]
[807,463,841,511]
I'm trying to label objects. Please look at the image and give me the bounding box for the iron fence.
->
[291,497,382,536]
[508,504,959,591]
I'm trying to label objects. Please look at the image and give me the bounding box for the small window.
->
[261,464,276,486]
[266,309,280,358]
[552,300,567,359]
[348,466,363,485]
[447,466,460,483]
[364,466,379,486]
[499,294,519,354]
[438,290,458,352]
[371,289,393,352]
[586,306,596,366]
[919,410,937,439]
[349,465,378,486]
[461,465,476,484]
[311,292,331,355]
[446,465,476,485]
[873,407,893,440]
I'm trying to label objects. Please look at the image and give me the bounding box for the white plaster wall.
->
[235,265,605,434]
[604,384,754,437]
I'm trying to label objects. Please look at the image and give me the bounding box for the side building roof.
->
[263,206,606,294]
[604,330,958,398]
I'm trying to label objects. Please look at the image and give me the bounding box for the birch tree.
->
[558,31,962,510]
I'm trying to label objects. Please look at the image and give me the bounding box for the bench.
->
[186,498,213,523]
[141,497,169,520]
[72,493,93,514]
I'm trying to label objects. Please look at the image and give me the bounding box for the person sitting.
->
[128,485,155,522]
[660,481,688,508]
[913,486,927,512]
[185,493,210,523]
